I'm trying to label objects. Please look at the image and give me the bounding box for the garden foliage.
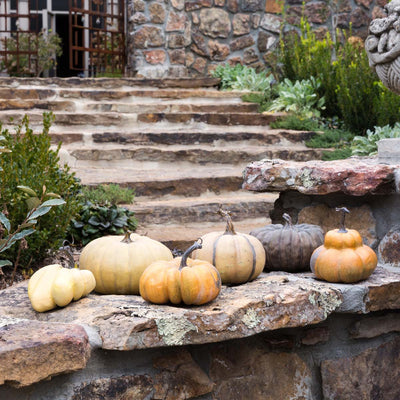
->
[276,17,400,134]
[0,113,81,269]
[68,184,137,246]
[268,77,325,118]
[81,184,135,206]
[0,30,62,77]
[351,123,400,156]
[212,64,275,93]
[68,202,138,246]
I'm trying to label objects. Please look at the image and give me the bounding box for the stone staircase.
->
[0,77,324,250]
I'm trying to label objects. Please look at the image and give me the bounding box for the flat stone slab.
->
[0,77,221,89]
[1,268,400,351]
[243,157,400,196]
[1,267,400,387]
[0,319,91,387]
[0,273,341,351]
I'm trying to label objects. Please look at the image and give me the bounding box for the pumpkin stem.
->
[121,231,133,244]
[218,208,236,235]
[336,207,350,233]
[282,213,293,227]
[180,239,203,269]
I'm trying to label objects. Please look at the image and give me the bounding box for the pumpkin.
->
[28,264,96,312]
[310,207,378,283]
[79,232,173,294]
[139,239,221,305]
[250,213,324,272]
[191,209,265,284]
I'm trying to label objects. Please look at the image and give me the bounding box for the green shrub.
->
[68,202,138,246]
[0,113,82,269]
[270,114,321,131]
[241,92,274,113]
[333,41,378,135]
[268,77,325,118]
[0,30,62,77]
[321,148,352,161]
[276,17,339,117]
[306,128,354,149]
[275,16,400,134]
[0,185,66,283]
[351,123,400,156]
[81,184,135,206]
[68,184,137,245]
[306,126,354,160]
[372,81,400,127]
[212,64,248,90]
[212,64,275,93]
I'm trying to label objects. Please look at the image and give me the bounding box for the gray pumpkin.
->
[250,213,324,272]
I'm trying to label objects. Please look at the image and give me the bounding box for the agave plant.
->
[351,123,400,156]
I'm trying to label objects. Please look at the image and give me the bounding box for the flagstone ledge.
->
[0,266,399,387]
[242,157,400,196]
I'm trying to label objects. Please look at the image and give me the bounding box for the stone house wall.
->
[126,0,388,78]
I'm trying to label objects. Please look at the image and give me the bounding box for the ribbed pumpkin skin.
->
[28,264,96,312]
[192,231,265,284]
[310,228,378,283]
[250,221,324,272]
[79,233,173,294]
[139,242,222,305]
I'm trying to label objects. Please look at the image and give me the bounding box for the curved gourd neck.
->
[180,239,203,269]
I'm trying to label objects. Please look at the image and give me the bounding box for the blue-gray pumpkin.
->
[250,213,324,272]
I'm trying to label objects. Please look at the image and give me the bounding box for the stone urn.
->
[365,0,400,94]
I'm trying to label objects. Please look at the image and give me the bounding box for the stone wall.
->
[2,268,400,399]
[126,0,387,78]
[2,312,400,399]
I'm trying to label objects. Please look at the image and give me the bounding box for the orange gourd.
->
[310,207,378,283]
[139,239,222,305]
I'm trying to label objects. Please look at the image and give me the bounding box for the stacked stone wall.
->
[2,312,400,399]
[126,0,388,78]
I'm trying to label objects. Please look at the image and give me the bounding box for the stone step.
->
[0,87,249,101]
[73,165,245,197]
[90,128,316,146]
[0,110,281,127]
[0,99,259,114]
[66,142,324,166]
[0,77,221,89]
[47,126,317,146]
[129,191,277,225]
[136,111,281,126]
[84,102,260,114]
[0,99,76,112]
[135,217,271,251]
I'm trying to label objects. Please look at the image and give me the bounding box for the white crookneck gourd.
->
[28,264,96,312]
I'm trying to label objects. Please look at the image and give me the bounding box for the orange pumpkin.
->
[139,239,221,305]
[310,207,378,283]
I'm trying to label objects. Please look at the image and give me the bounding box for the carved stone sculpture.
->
[365,0,400,94]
